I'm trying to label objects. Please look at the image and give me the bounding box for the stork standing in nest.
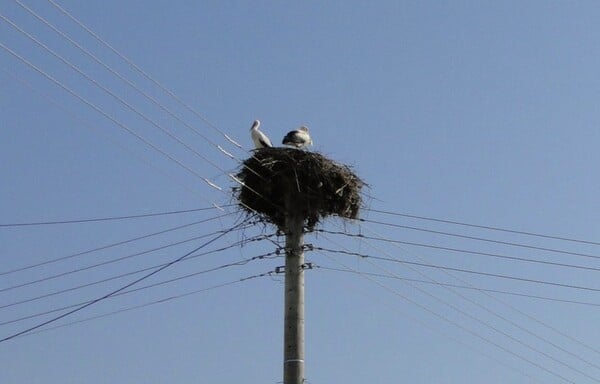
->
[282,126,312,149]
[250,120,273,149]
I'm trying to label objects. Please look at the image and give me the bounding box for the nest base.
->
[235,147,363,230]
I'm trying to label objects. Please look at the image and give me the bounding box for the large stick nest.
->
[234,147,364,230]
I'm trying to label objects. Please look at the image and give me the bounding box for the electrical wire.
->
[45,0,244,151]
[15,0,592,372]
[339,218,598,367]
[0,225,255,293]
[2,251,280,327]
[0,40,224,207]
[360,218,600,261]
[310,262,544,384]
[0,206,229,228]
[38,0,281,199]
[351,220,600,360]
[14,0,238,162]
[9,0,349,229]
[316,252,564,383]
[0,212,236,276]
[365,207,600,247]
[0,232,272,310]
[317,231,600,381]
[10,1,600,376]
[2,63,268,222]
[4,4,592,376]
[0,34,277,216]
[315,265,600,307]
[3,5,288,223]
[0,13,228,190]
[1,2,288,342]
[0,219,248,342]
[0,66,208,198]
[316,237,600,376]
[316,229,600,272]
[14,268,277,339]
[1,8,278,213]
[0,26,282,318]
[315,246,600,294]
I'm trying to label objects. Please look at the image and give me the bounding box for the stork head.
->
[250,120,260,130]
[299,125,309,132]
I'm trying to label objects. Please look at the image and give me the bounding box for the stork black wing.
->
[282,130,299,144]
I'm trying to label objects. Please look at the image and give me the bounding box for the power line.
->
[366,207,600,247]
[0,226,255,293]
[0,206,228,227]
[351,221,600,362]
[0,219,248,342]
[315,246,600,294]
[317,233,600,380]
[10,1,275,205]
[2,63,266,216]
[318,238,600,374]
[14,0,238,162]
[0,13,229,191]
[0,232,272,310]
[2,9,280,215]
[317,252,571,383]
[16,0,584,370]
[0,40,225,207]
[5,3,596,378]
[35,0,278,198]
[45,0,244,151]
[0,66,207,198]
[15,3,600,380]
[14,268,277,338]
[0,32,277,215]
[3,5,240,184]
[316,229,600,272]
[0,212,235,276]
[316,265,600,307]
[360,218,600,261]
[2,250,279,327]
[310,264,547,384]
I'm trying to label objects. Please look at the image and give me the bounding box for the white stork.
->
[249,120,272,149]
[282,126,312,149]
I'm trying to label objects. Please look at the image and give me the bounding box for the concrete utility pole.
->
[236,147,362,384]
[283,212,305,384]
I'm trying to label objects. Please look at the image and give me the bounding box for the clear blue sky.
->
[2,1,600,383]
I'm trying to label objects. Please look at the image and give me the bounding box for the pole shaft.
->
[283,213,305,384]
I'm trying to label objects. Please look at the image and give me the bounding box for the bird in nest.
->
[282,126,312,149]
[249,120,273,149]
